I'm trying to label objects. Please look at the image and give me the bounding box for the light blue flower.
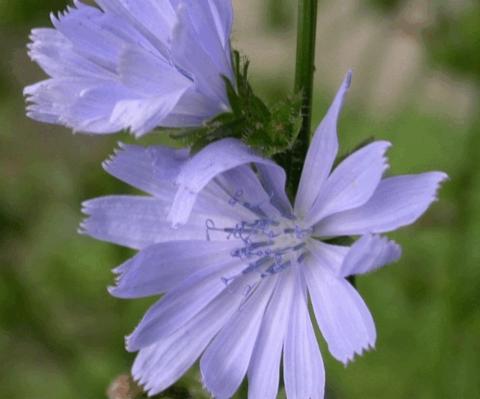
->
[81,72,447,398]
[24,0,234,136]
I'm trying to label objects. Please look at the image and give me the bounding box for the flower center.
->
[205,217,312,280]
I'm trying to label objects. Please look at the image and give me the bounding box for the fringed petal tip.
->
[107,284,138,300]
[125,333,137,353]
[77,204,95,234]
[77,217,102,239]
[80,199,95,215]
[112,261,128,275]
[76,222,87,236]
[340,343,376,367]
[131,375,151,398]
[23,85,34,97]
[422,171,449,207]
[101,142,128,171]
[328,333,377,367]
[390,241,403,263]
[345,69,353,89]
[315,170,449,236]
[106,277,137,300]
[200,371,212,397]
[432,171,449,191]
[130,349,163,396]
[107,262,128,290]
[340,234,403,277]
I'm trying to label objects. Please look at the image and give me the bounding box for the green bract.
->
[170,51,303,157]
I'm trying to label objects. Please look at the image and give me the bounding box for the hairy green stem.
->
[287,0,319,195]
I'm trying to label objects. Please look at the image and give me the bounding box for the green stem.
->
[287,0,319,195]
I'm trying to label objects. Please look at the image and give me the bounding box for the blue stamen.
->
[297,253,307,264]
[262,260,292,277]
[207,193,313,280]
[242,257,271,274]
[228,189,244,206]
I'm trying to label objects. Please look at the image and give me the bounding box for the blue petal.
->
[80,195,236,250]
[131,270,259,395]
[283,270,325,399]
[169,3,230,110]
[306,141,390,225]
[200,276,277,399]
[294,71,352,218]
[167,138,292,226]
[315,172,448,236]
[96,0,176,50]
[208,0,234,48]
[126,258,251,351]
[118,46,191,96]
[248,270,295,399]
[109,240,240,298]
[306,239,349,275]
[339,234,402,277]
[304,261,376,365]
[103,143,189,197]
[110,88,189,136]
[171,0,233,81]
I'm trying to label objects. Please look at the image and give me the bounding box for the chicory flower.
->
[81,72,447,398]
[25,0,234,136]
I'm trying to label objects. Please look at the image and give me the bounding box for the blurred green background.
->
[0,0,479,398]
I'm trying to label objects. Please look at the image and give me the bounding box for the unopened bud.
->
[107,374,142,399]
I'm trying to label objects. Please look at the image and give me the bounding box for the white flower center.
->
[206,216,312,279]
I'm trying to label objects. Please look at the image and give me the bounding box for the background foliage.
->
[0,0,479,398]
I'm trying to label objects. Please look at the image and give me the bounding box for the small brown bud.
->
[107,374,142,399]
